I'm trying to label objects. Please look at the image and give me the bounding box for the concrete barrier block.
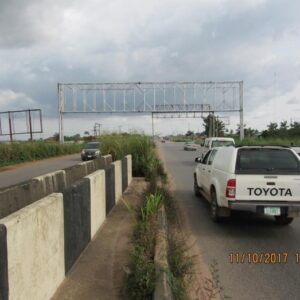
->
[0,171,67,219]
[0,180,47,219]
[105,165,115,215]
[103,154,113,166]
[64,164,88,186]
[85,170,106,239]
[79,160,97,175]
[113,160,122,203]
[0,183,32,219]
[33,170,67,195]
[94,156,107,170]
[63,178,91,273]
[121,157,128,191]
[126,154,132,184]
[0,193,65,300]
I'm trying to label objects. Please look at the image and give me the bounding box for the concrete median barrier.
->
[0,155,113,220]
[0,170,66,219]
[122,157,128,192]
[113,160,122,203]
[64,164,89,186]
[127,154,132,184]
[0,152,132,299]
[105,164,116,215]
[63,178,91,273]
[0,193,64,300]
[79,160,97,175]
[85,170,106,239]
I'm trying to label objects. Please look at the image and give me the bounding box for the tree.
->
[185,130,194,136]
[202,114,226,137]
[53,133,59,142]
[289,121,300,137]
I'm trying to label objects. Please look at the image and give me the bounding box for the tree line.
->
[200,114,300,139]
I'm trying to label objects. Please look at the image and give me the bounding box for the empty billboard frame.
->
[58,81,244,143]
[0,109,43,142]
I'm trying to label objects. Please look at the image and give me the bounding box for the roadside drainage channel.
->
[153,205,173,300]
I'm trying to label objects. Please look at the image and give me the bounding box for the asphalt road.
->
[0,153,81,189]
[159,142,300,300]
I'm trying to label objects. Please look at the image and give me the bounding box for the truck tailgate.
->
[236,175,300,202]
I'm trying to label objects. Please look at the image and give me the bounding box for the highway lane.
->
[0,153,81,189]
[159,142,300,300]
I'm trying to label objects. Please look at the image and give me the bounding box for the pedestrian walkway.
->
[51,178,147,300]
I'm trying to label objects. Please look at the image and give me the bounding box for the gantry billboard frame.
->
[58,81,244,143]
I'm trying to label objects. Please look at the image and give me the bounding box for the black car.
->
[81,142,101,161]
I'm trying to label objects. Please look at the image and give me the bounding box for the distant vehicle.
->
[199,137,235,158]
[184,141,198,151]
[81,141,101,161]
[194,145,300,225]
[161,139,166,143]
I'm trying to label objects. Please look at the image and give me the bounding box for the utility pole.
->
[8,111,13,142]
[28,110,33,141]
[93,123,102,137]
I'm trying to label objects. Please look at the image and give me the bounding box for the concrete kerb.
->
[153,205,173,300]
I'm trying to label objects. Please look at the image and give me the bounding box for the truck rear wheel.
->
[211,190,220,222]
[274,215,294,225]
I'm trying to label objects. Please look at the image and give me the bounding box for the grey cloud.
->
[287,98,299,104]
[0,0,300,131]
[0,0,69,48]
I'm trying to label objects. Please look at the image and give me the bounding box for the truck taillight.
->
[226,179,236,199]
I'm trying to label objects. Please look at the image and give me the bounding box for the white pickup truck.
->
[194,145,300,225]
[199,137,235,159]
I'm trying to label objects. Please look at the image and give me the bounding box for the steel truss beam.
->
[58,81,244,143]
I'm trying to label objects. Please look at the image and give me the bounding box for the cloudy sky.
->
[0,0,300,139]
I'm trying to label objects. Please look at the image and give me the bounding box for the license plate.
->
[264,207,281,216]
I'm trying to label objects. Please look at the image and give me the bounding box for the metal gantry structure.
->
[58,81,244,143]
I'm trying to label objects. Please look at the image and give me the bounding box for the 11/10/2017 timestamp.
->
[229,252,300,264]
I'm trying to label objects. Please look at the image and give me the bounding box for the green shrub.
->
[141,193,162,222]
[236,137,300,146]
[126,245,156,300]
[0,141,82,167]
[99,134,165,179]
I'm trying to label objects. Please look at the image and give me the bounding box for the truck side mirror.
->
[195,157,202,163]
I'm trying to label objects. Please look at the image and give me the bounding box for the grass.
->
[126,192,162,300]
[0,141,82,167]
[141,192,162,222]
[167,232,195,300]
[235,137,300,146]
[99,133,165,179]
[126,182,194,300]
